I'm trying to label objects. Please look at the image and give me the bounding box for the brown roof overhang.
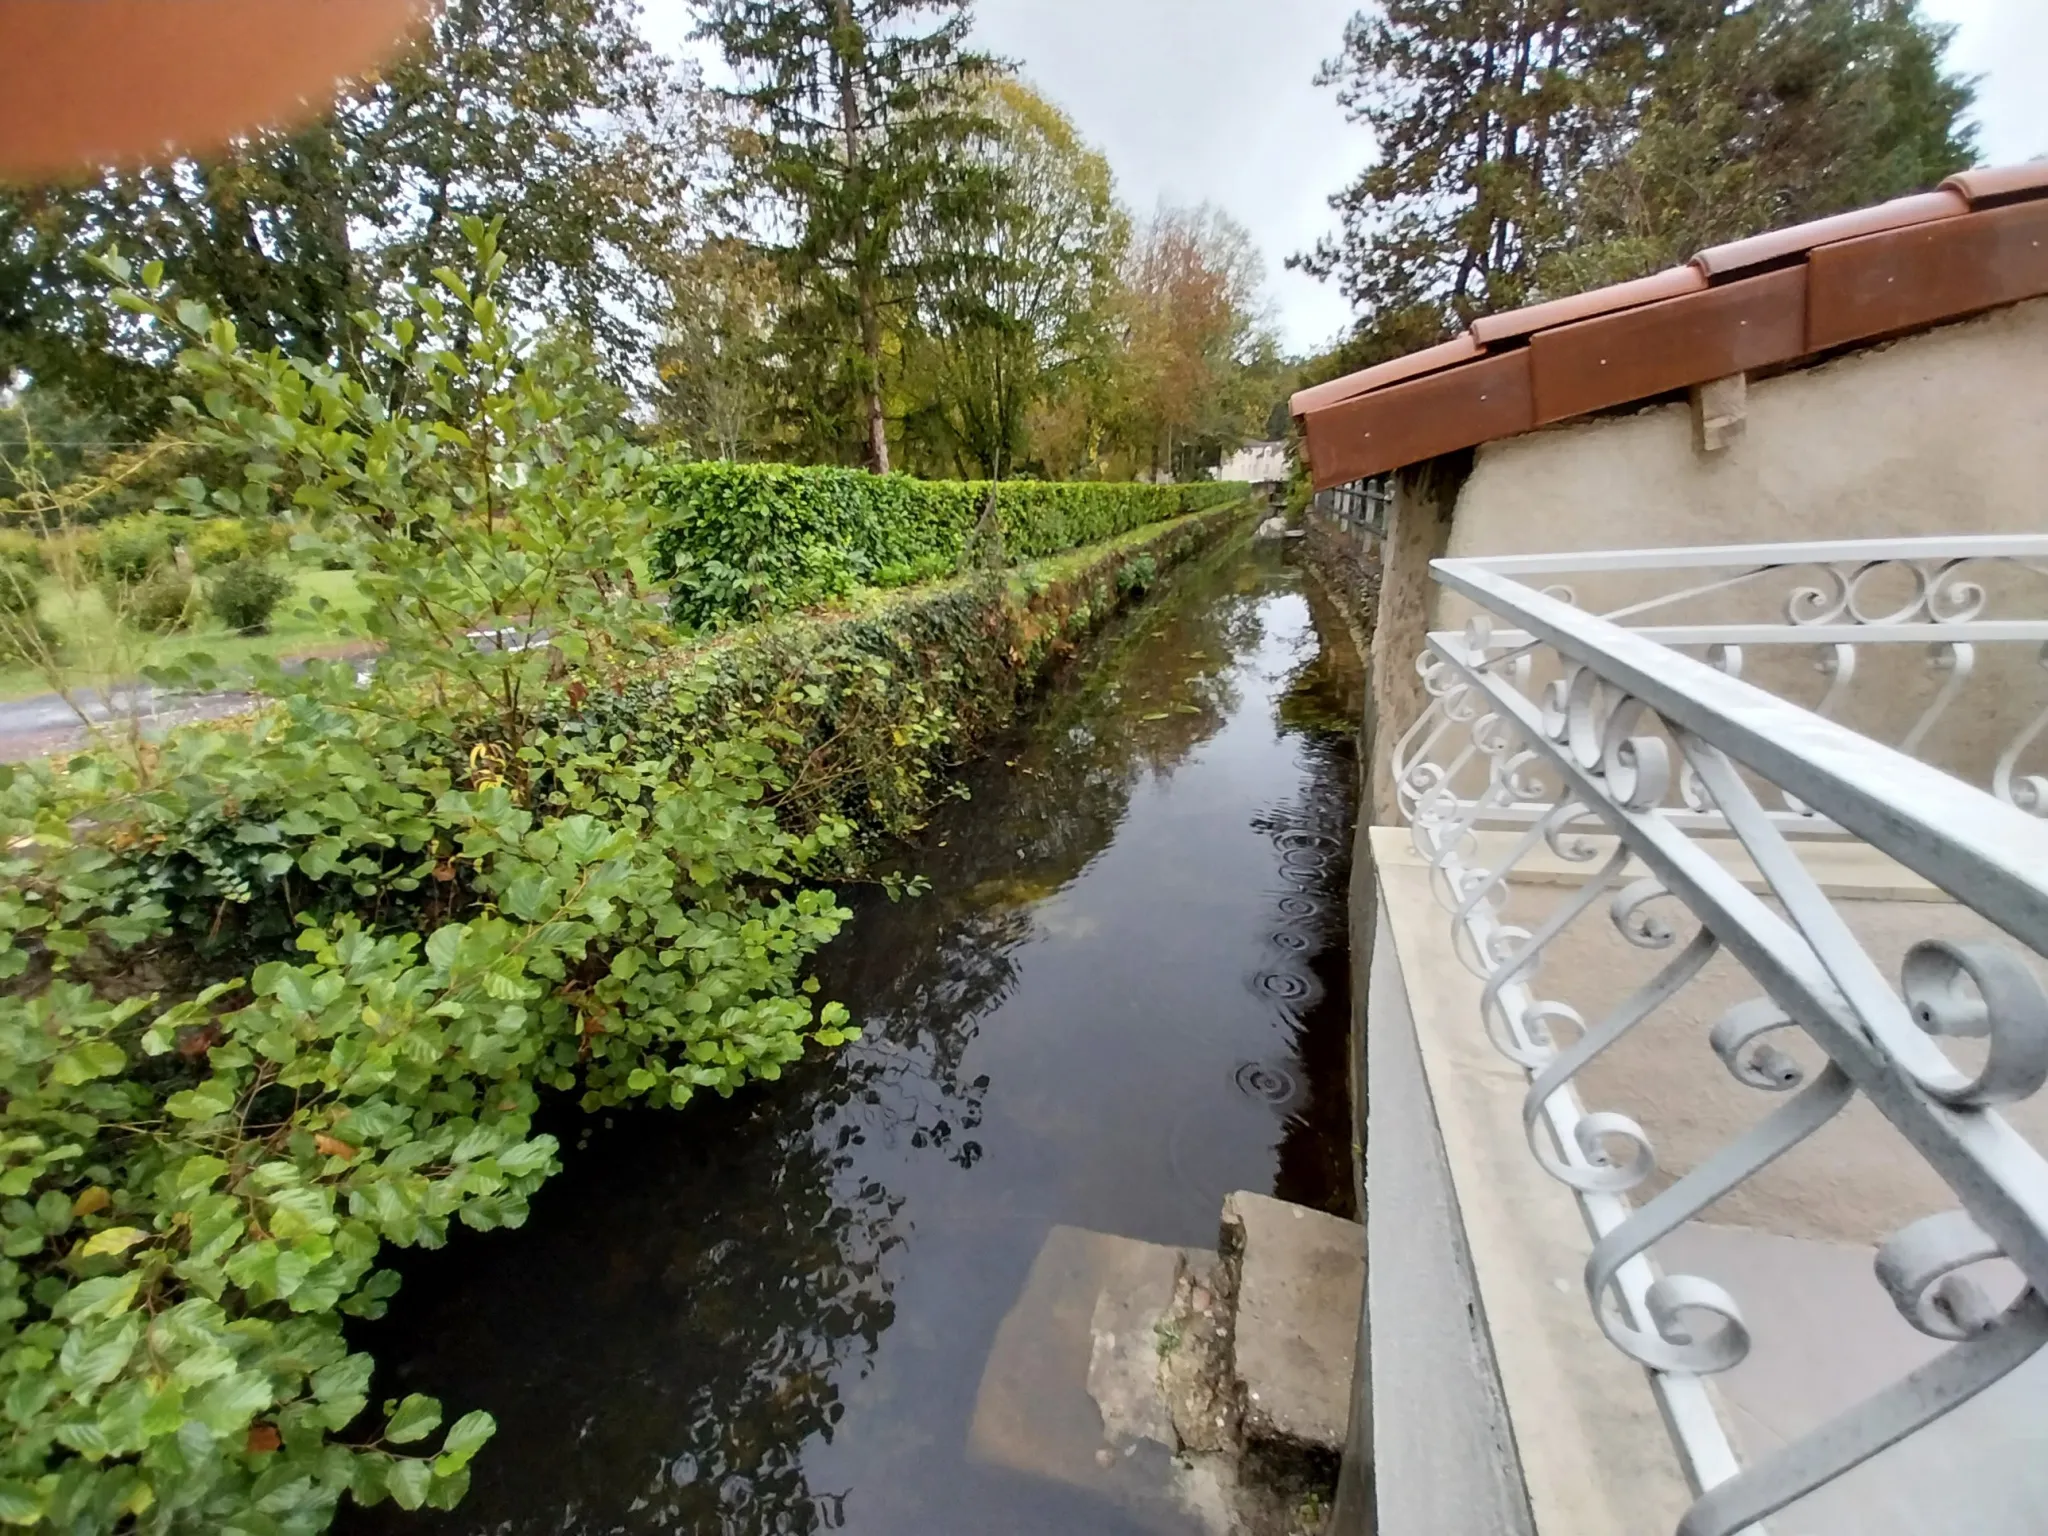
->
[1296,161,2048,492]
[1469,265,1705,346]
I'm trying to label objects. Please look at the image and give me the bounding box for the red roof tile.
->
[1944,163,2048,206]
[1296,164,2048,492]
[1469,266,1706,346]
[1530,269,1807,426]
[1690,190,1966,278]
[1808,198,2048,351]
[1306,352,1534,488]
[1289,334,1481,419]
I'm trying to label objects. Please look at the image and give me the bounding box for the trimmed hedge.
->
[597,498,1252,852]
[646,461,1248,627]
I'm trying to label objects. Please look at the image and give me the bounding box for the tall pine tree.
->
[898,79,1125,480]
[1543,0,1977,292]
[698,0,995,472]
[1293,2,1633,365]
[1298,0,1977,366]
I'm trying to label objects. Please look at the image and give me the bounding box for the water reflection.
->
[341,542,1361,1536]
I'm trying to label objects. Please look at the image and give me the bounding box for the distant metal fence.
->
[1311,476,1391,540]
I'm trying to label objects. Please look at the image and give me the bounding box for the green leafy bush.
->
[0,557,56,662]
[189,518,284,571]
[92,514,188,585]
[0,220,1244,1536]
[207,559,293,634]
[118,568,195,633]
[647,462,1246,627]
[870,551,958,590]
[0,221,872,1536]
[0,530,49,574]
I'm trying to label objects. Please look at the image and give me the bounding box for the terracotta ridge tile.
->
[1290,333,1481,418]
[1943,162,2048,207]
[1469,266,1706,346]
[1692,189,1967,278]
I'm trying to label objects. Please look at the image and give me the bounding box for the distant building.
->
[1214,441,1292,487]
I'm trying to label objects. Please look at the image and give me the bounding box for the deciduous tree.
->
[900,79,1125,479]
[656,236,787,460]
[1116,206,1276,482]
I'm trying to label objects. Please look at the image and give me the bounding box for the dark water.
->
[342,542,1364,1536]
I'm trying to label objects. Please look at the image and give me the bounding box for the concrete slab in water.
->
[969,1224,1232,1533]
[1223,1191,1365,1460]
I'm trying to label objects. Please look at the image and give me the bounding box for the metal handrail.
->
[1396,535,2048,1536]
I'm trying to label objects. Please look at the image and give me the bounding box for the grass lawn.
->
[0,568,375,702]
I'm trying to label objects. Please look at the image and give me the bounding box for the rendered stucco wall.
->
[1445,297,2048,562]
[1370,297,2048,798]
[1366,457,1463,825]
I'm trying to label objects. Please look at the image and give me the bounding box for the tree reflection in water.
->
[339,541,1362,1536]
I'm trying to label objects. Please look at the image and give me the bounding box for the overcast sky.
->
[640,0,2048,356]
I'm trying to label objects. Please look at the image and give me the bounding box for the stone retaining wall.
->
[1298,512,1382,643]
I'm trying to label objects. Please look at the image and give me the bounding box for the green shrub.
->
[0,219,1242,1536]
[189,517,284,570]
[0,556,56,661]
[871,551,959,589]
[40,524,98,578]
[0,224,863,1534]
[208,558,294,633]
[580,500,1244,852]
[0,557,41,616]
[646,462,1247,628]
[0,528,49,573]
[93,512,184,584]
[119,566,195,633]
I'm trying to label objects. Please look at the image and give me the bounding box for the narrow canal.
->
[343,538,1363,1536]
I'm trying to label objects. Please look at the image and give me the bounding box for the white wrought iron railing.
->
[1393,535,2048,1536]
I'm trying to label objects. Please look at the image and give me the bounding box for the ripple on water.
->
[1233,1060,1300,1106]
[1253,970,1314,1003]
[1274,830,1344,855]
